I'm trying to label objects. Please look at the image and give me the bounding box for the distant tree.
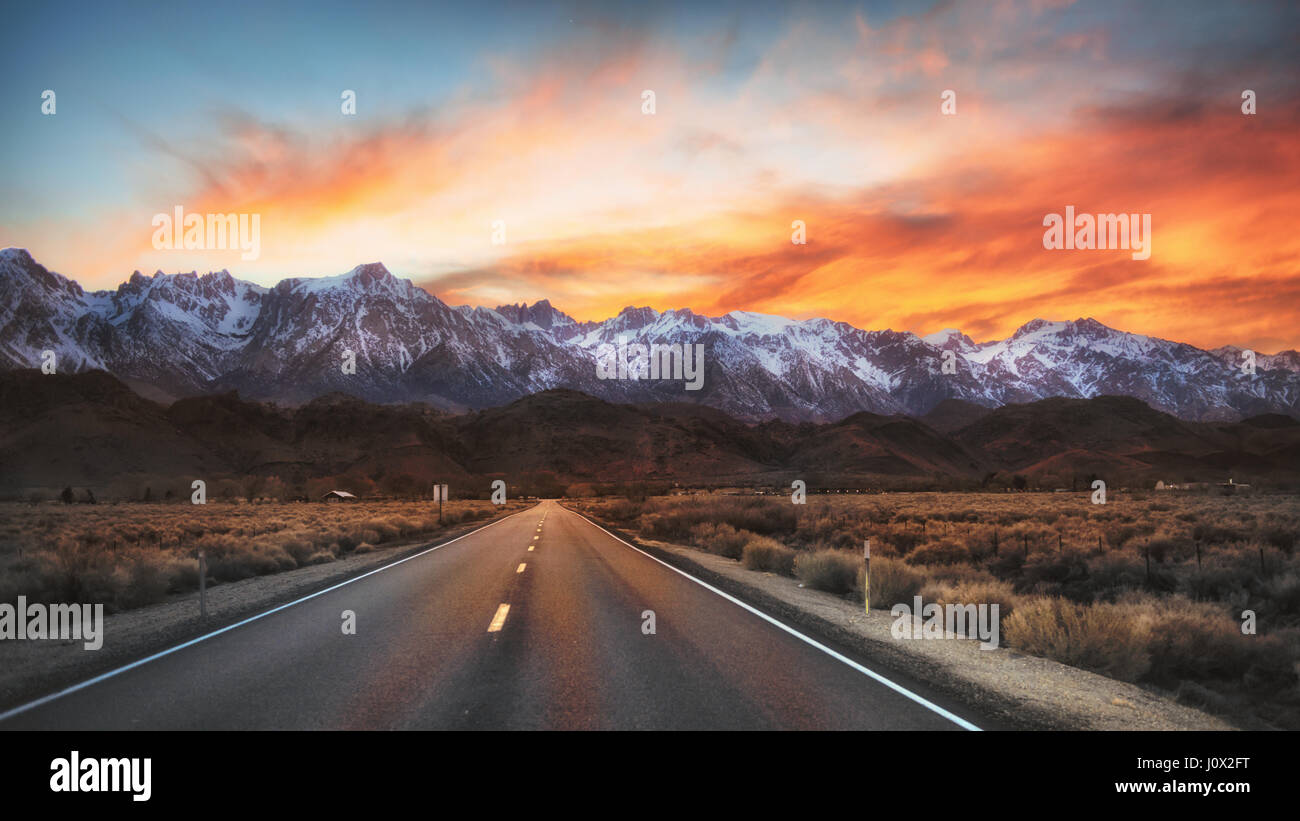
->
[286,479,308,502]
[381,472,420,499]
[164,488,174,501]
[306,477,337,500]
[1011,474,1028,491]
[60,486,75,505]
[242,474,267,502]
[81,488,97,504]
[259,476,287,501]
[143,486,153,502]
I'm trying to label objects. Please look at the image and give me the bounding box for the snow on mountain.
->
[922,328,979,355]
[1,248,1297,422]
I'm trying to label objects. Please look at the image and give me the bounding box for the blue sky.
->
[2,0,1297,351]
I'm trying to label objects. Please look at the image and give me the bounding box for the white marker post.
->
[863,539,870,614]
[434,483,449,523]
[198,548,208,619]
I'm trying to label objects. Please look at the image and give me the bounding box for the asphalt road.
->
[0,500,991,730]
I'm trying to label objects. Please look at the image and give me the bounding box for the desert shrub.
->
[1174,680,1230,712]
[1139,598,1286,688]
[111,557,173,609]
[883,528,923,555]
[356,528,382,545]
[166,555,200,591]
[1018,551,1093,600]
[907,538,967,565]
[922,577,1021,620]
[1260,572,1300,623]
[1146,537,1182,563]
[638,511,698,542]
[638,497,796,541]
[1086,553,1147,600]
[1103,523,1139,548]
[796,549,859,595]
[280,536,318,564]
[721,498,798,535]
[210,543,296,581]
[365,519,400,542]
[986,551,1025,579]
[741,535,796,575]
[440,508,487,526]
[689,523,752,559]
[386,515,421,535]
[1003,597,1152,682]
[602,499,645,522]
[866,556,924,609]
[1260,527,1296,554]
[1192,522,1250,545]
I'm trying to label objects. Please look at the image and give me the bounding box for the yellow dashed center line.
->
[487,604,511,633]
[527,545,534,551]
[516,563,527,574]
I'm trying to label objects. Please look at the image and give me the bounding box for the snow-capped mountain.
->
[2,248,1297,422]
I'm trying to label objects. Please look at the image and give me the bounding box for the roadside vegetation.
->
[0,500,516,613]
[572,491,1300,728]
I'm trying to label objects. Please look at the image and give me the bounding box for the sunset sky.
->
[2,0,1298,352]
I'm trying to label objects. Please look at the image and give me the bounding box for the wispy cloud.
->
[3,0,1297,351]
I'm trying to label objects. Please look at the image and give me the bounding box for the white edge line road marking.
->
[0,504,536,724]
[567,507,982,732]
[487,603,511,632]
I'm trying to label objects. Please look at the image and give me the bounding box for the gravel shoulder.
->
[0,503,535,712]
[569,507,1237,731]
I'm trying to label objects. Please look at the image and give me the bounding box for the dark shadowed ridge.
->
[2,371,1299,493]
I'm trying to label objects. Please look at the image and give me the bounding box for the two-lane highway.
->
[0,500,988,730]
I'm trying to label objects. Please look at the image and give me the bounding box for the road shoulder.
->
[0,502,535,713]
[565,505,1236,731]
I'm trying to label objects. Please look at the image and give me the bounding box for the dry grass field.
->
[573,490,1300,728]
[4,488,1297,727]
[0,499,519,612]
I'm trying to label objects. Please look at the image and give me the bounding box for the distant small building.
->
[322,490,358,502]
[1157,480,1211,491]
[1219,478,1252,494]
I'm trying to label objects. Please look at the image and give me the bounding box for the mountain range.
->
[2,248,1298,423]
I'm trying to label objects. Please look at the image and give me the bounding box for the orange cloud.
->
[9,2,1298,355]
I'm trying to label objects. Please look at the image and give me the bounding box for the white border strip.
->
[0,505,531,724]
[567,507,982,731]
